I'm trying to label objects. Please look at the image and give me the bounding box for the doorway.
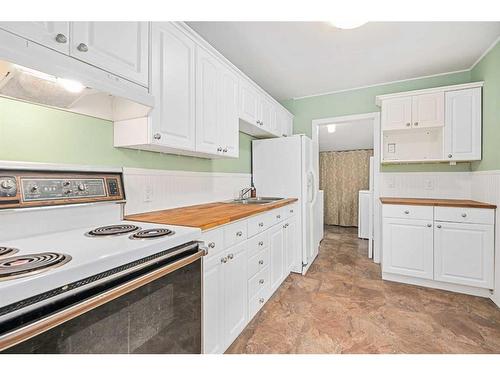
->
[311,112,381,262]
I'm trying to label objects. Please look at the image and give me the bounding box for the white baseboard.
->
[123,167,251,215]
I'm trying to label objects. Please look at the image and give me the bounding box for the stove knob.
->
[1,180,13,189]
[31,185,39,192]
[63,181,71,187]
[78,183,86,191]
[64,189,72,195]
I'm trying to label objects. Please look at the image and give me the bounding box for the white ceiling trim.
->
[470,35,500,70]
[292,36,500,101]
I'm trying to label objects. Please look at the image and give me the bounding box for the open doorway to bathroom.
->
[311,113,381,262]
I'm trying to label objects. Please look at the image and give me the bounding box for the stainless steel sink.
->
[229,197,285,205]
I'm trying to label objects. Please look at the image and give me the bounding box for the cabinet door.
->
[218,65,239,158]
[239,80,261,127]
[150,23,196,151]
[411,92,444,128]
[223,243,248,347]
[196,46,221,155]
[382,218,434,279]
[0,22,70,54]
[203,256,225,354]
[267,102,279,136]
[444,88,481,161]
[284,216,297,274]
[70,22,149,86]
[381,97,412,130]
[260,97,273,133]
[434,222,494,289]
[283,111,294,137]
[269,225,285,292]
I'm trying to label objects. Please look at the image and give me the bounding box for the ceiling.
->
[187,22,500,100]
[319,119,373,152]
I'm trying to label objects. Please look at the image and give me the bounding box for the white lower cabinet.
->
[382,218,434,280]
[202,206,295,353]
[382,204,495,295]
[434,222,494,289]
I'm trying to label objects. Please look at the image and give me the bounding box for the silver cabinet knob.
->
[414,122,419,126]
[276,215,281,219]
[258,241,264,246]
[223,148,228,153]
[153,133,161,140]
[448,154,453,158]
[258,260,264,265]
[77,43,88,52]
[208,242,216,248]
[290,209,294,213]
[406,123,411,127]
[259,279,265,284]
[259,298,265,303]
[228,253,234,260]
[427,224,432,227]
[217,146,223,152]
[437,224,442,229]
[221,257,228,264]
[55,33,67,43]
[236,231,243,237]
[258,222,264,227]
[461,213,467,218]
[404,210,410,214]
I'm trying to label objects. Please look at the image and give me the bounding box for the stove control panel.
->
[22,178,107,201]
[0,171,125,209]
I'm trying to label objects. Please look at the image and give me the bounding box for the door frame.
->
[311,112,382,263]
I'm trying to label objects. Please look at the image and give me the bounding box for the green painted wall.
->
[281,70,474,173]
[471,41,500,171]
[0,97,253,173]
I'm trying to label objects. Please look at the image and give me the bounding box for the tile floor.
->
[226,225,500,353]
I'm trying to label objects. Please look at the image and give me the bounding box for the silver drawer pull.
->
[461,213,467,218]
[406,122,411,127]
[77,43,88,52]
[259,298,265,303]
[208,242,216,248]
[276,215,281,219]
[259,279,265,284]
[404,210,410,214]
[236,231,243,237]
[290,209,294,213]
[55,33,67,43]
[258,260,264,265]
[436,224,442,229]
[221,257,228,264]
[228,253,234,260]
[258,222,264,227]
[427,224,432,227]
[153,133,162,140]
[258,241,264,246]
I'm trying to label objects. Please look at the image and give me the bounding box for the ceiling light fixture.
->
[329,21,366,30]
[327,124,337,133]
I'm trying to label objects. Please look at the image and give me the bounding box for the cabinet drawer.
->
[247,231,269,253]
[435,207,494,225]
[248,266,270,299]
[383,204,433,220]
[283,203,298,219]
[248,285,270,321]
[247,246,270,279]
[223,220,247,248]
[270,207,285,224]
[201,227,224,260]
[247,213,272,237]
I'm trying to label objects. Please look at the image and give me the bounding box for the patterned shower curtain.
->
[319,149,373,227]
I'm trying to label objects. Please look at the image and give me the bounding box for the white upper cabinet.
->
[0,22,70,54]
[239,80,261,127]
[150,22,196,151]
[444,88,482,161]
[378,82,483,163]
[70,22,149,86]
[196,46,239,158]
[411,92,444,128]
[381,97,412,130]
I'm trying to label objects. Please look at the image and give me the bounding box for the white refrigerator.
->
[252,135,323,275]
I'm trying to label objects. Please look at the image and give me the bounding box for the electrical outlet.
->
[144,184,153,202]
[424,179,435,190]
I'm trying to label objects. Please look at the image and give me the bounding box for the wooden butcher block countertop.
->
[380,197,496,209]
[125,198,299,231]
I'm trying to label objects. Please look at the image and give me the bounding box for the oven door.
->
[0,242,204,354]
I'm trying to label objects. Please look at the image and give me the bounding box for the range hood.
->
[0,60,152,122]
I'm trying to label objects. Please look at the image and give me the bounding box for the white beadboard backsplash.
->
[380,172,472,199]
[123,168,251,215]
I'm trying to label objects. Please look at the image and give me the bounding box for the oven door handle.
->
[0,246,205,352]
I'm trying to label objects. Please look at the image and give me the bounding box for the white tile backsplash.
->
[123,168,251,215]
